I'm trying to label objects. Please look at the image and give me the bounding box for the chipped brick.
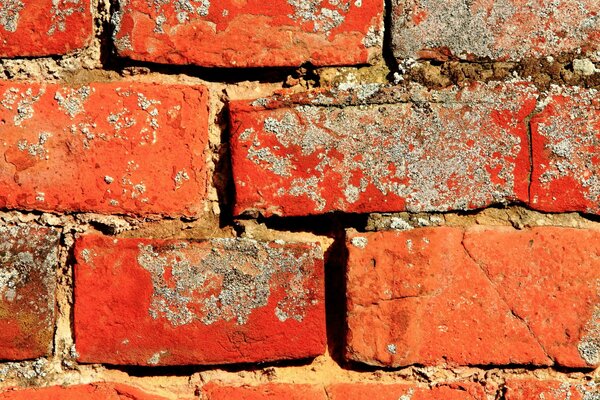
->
[531,86,600,215]
[202,383,326,400]
[0,383,168,399]
[505,380,598,400]
[74,235,325,366]
[327,383,486,400]
[345,226,599,368]
[230,83,535,217]
[0,0,93,57]
[392,0,600,61]
[0,82,208,217]
[0,225,58,361]
[113,0,383,67]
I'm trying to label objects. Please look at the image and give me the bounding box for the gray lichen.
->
[0,0,24,32]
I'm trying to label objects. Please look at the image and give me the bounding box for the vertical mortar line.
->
[524,92,545,209]
[382,0,399,77]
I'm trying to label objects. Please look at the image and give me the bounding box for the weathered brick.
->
[505,380,598,400]
[0,0,93,57]
[230,83,535,217]
[0,383,167,399]
[113,0,383,67]
[327,383,486,400]
[346,226,600,368]
[0,225,58,361]
[0,82,208,217]
[531,87,600,214]
[74,235,325,365]
[202,383,326,400]
[392,0,600,61]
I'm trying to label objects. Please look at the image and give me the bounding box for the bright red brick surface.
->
[346,226,600,368]
[0,82,208,217]
[530,87,600,214]
[0,225,59,360]
[0,0,93,57]
[392,0,600,61]
[505,380,598,400]
[0,383,167,399]
[113,0,383,67]
[327,383,486,400]
[202,383,326,400]
[74,235,325,366]
[230,83,535,217]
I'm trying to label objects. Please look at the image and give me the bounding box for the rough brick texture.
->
[113,0,383,67]
[346,227,600,368]
[0,82,208,217]
[531,86,600,214]
[327,383,486,400]
[392,0,600,61]
[0,225,58,361]
[230,83,535,217]
[0,383,167,399]
[505,380,599,400]
[0,0,93,57]
[74,235,325,365]
[202,383,326,400]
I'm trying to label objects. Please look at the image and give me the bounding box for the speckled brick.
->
[112,0,383,67]
[530,86,600,214]
[346,226,600,368]
[505,380,598,400]
[327,383,486,400]
[230,83,535,217]
[74,235,325,366]
[0,225,59,360]
[202,383,326,400]
[0,383,168,399]
[392,0,600,61]
[0,82,208,217]
[0,0,93,57]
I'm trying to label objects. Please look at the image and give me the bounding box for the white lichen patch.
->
[1,87,45,126]
[136,239,322,327]
[47,0,85,36]
[0,0,24,32]
[350,236,368,249]
[142,0,211,33]
[54,86,92,118]
[578,304,600,365]
[16,132,51,160]
[287,0,354,35]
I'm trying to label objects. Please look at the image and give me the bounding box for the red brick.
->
[0,225,58,360]
[345,226,600,368]
[0,82,208,217]
[530,87,600,214]
[392,0,600,61]
[202,383,325,400]
[0,383,167,399]
[74,235,325,365]
[0,0,93,57]
[230,83,535,217]
[327,383,486,400]
[113,0,383,67]
[505,380,598,400]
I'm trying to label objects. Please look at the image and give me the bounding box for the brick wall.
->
[0,0,598,398]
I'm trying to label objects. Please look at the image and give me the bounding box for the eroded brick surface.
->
[392,0,600,61]
[346,226,600,368]
[0,383,168,399]
[113,0,383,67]
[530,87,600,214]
[327,383,486,400]
[202,383,326,400]
[0,225,58,361]
[230,83,535,217]
[505,380,598,400]
[0,0,93,57]
[74,235,325,365]
[0,82,208,217]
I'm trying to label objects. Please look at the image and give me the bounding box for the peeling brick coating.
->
[505,380,598,400]
[345,227,600,368]
[113,0,383,67]
[0,82,208,217]
[327,383,486,400]
[531,86,600,215]
[74,235,325,366]
[0,225,58,361]
[0,383,168,399]
[0,0,93,57]
[392,0,600,61]
[230,83,535,217]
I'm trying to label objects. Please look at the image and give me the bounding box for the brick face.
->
[74,235,325,365]
[345,227,600,368]
[230,83,535,217]
[327,383,486,400]
[0,82,208,217]
[392,0,600,61]
[505,380,598,400]
[0,225,59,361]
[0,383,167,400]
[0,0,93,57]
[202,383,326,400]
[113,0,383,67]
